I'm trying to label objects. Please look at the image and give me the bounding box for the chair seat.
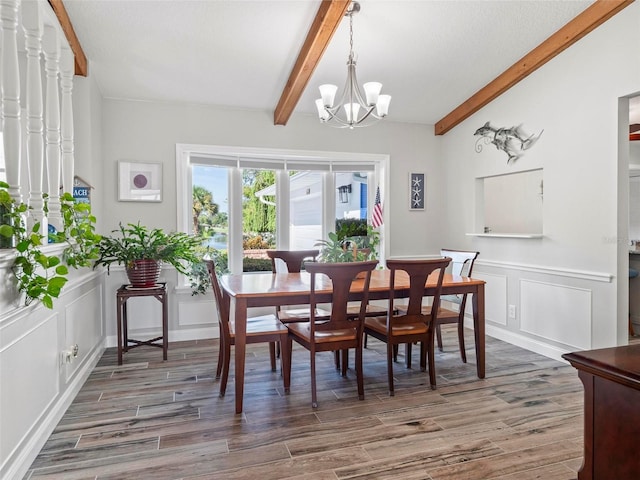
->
[287,322,357,343]
[230,314,288,337]
[277,307,331,323]
[364,316,429,336]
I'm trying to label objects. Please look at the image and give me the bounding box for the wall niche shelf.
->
[466,233,544,239]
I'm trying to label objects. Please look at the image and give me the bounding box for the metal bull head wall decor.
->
[474,122,543,163]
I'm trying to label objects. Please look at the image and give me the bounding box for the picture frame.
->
[118,161,162,202]
[410,172,425,210]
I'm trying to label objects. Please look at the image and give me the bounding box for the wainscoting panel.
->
[64,286,104,382]
[178,298,216,327]
[471,272,507,326]
[520,279,592,350]
[0,312,59,473]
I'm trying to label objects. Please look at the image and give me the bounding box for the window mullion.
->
[275,169,289,250]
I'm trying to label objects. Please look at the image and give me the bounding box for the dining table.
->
[220,269,486,414]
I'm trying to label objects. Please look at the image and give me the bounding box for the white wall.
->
[440,2,640,354]
[97,99,444,344]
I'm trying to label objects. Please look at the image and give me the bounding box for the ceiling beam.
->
[48,0,88,76]
[273,0,351,126]
[434,0,634,136]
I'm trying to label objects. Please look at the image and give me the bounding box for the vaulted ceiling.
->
[60,0,637,130]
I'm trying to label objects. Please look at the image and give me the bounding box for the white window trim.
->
[176,143,389,274]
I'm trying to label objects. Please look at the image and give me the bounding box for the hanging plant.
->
[0,182,101,308]
[51,192,102,268]
[0,182,68,308]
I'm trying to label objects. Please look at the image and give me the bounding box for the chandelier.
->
[315,2,391,129]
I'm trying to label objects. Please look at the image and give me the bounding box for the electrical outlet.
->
[508,305,516,319]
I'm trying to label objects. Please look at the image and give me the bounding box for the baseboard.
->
[482,323,571,363]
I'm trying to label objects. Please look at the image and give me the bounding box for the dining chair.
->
[267,249,331,323]
[436,249,479,362]
[205,260,290,396]
[364,257,450,394]
[284,260,378,408]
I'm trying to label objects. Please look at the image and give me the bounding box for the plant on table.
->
[94,222,203,289]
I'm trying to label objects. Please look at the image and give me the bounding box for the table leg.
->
[123,300,129,352]
[233,296,247,414]
[161,292,168,361]
[473,283,486,378]
[116,295,123,365]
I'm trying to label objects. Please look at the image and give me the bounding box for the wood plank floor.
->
[25,327,588,480]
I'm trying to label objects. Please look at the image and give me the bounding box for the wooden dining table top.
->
[220,269,485,300]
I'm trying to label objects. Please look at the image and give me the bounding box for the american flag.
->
[371,186,383,228]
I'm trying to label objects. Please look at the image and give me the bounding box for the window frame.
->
[176,143,389,274]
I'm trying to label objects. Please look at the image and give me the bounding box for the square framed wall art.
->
[118,161,162,202]
[410,172,425,210]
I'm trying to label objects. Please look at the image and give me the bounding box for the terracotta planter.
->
[126,259,161,287]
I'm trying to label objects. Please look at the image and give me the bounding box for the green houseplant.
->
[0,182,100,308]
[94,222,202,288]
[315,224,380,263]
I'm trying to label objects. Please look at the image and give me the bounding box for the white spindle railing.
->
[60,47,75,195]
[43,24,63,233]
[0,0,23,204]
[1,0,76,238]
[22,0,46,234]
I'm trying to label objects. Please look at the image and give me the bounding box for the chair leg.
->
[386,343,395,396]
[364,332,368,348]
[220,341,231,397]
[269,342,277,371]
[215,336,224,379]
[436,323,444,352]
[356,346,364,401]
[310,351,318,408]
[281,336,291,394]
[334,351,341,370]
[419,341,427,372]
[341,349,348,377]
[427,330,436,389]
[457,316,467,363]
[405,343,412,369]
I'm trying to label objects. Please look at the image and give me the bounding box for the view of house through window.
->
[191,164,373,273]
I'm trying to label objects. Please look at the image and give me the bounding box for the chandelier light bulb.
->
[363,82,382,106]
[319,84,338,108]
[376,94,391,117]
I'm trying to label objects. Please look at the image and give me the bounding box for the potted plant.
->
[315,224,380,263]
[94,222,202,288]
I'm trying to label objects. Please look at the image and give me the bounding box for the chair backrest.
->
[386,258,451,323]
[204,260,230,336]
[440,249,479,277]
[267,249,320,273]
[305,260,378,333]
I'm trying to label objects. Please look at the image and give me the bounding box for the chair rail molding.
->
[476,259,613,283]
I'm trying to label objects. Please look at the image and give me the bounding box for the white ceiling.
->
[62,0,637,126]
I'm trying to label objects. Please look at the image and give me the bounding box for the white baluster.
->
[60,47,74,195]
[0,0,22,203]
[22,0,47,234]
[43,24,62,233]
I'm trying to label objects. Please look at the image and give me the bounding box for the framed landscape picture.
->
[410,173,425,210]
[118,161,162,202]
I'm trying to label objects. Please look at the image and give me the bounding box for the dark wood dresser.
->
[562,344,640,480]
